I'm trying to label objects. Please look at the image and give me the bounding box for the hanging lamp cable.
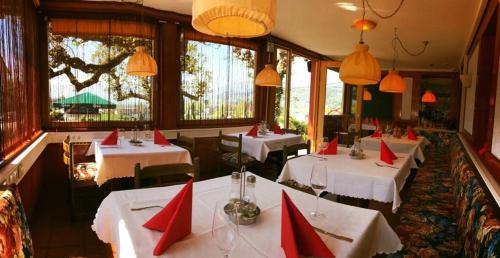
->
[393,27,429,57]
[359,0,366,43]
[364,0,405,19]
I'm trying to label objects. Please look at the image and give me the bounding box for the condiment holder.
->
[224,166,261,225]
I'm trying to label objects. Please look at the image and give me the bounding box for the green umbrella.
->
[53,92,116,109]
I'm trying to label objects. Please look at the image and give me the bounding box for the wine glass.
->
[310,162,328,219]
[212,200,239,257]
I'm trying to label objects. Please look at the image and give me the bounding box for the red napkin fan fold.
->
[246,125,258,137]
[380,140,397,165]
[143,180,193,255]
[274,125,285,135]
[318,137,338,155]
[154,129,170,145]
[371,129,382,138]
[281,191,335,258]
[101,129,118,145]
[407,127,418,141]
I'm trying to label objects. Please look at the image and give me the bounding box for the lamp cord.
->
[364,0,405,19]
[359,0,366,43]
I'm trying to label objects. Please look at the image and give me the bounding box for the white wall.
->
[401,77,414,120]
[463,45,480,134]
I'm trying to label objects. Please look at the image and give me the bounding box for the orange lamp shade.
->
[363,88,372,101]
[339,43,381,85]
[126,46,158,76]
[255,64,281,87]
[379,70,406,93]
[421,90,437,103]
[352,19,377,32]
[192,0,276,38]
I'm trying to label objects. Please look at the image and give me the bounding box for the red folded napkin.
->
[101,129,118,145]
[143,180,193,255]
[479,144,488,157]
[154,129,170,145]
[407,127,417,141]
[274,125,285,135]
[371,129,382,138]
[373,118,380,126]
[246,125,258,137]
[380,140,398,165]
[318,137,337,155]
[281,191,335,258]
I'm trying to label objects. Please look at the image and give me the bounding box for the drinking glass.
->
[212,200,239,257]
[310,162,328,219]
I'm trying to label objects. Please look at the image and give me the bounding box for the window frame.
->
[177,30,259,128]
[41,16,159,131]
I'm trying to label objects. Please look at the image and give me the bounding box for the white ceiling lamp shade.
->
[126,46,158,76]
[192,0,276,38]
[256,64,281,87]
[339,43,381,85]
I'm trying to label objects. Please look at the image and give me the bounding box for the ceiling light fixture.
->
[421,90,437,103]
[352,18,377,31]
[126,0,157,76]
[380,28,429,93]
[191,0,276,38]
[336,2,359,12]
[339,0,381,85]
[256,40,281,87]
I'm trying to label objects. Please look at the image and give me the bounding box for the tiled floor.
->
[29,184,113,258]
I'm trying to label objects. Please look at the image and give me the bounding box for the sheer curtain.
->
[180,29,257,122]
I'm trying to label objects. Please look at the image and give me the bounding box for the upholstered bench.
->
[0,185,33,257]
[391,131,499,257]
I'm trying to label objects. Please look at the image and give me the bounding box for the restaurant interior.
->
[0,0,499,257]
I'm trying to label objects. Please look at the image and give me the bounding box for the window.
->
[275,47,313,135]
[47,18,155,128]
[324,69,344,115]
[180,33,256,121]
[1,0,40,164]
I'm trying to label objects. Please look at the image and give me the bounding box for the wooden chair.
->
[217,131,257,175]
[62,136,99,221]
[134,157,200,189]
[282,140,311,166]
[176,132,196,158]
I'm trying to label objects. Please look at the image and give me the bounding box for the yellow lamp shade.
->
[255,64,281,87]
[192,0,276,38]
[126,46,158,76]
[352,19,377,32]
[363,88,372,101]
[421,90,437,103]
[339,43,381,85]
[379,70,406,93]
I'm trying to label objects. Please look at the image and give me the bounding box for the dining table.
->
[92,173,403,258]
[360,135,430,162]
[87,139,192,186]
[278,147,418,213]
[228,132,304,162]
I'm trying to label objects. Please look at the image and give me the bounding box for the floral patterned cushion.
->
[73,162,97,181]
[0,185,33,258]
[221,152,256,166]
[450,141,500,258]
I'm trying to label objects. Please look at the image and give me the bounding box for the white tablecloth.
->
[89,140,192,186]
[360,136,430,162]
[278,148,417,213]
[92,173,402,258]
[229,132,304,162]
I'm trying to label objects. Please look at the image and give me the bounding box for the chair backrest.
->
[218,131,242,154]
[283,140,311,166]
[134,157,200,189]
[283,128,299,135]
[176,132,196,157]
[62,135,70,162]
[0,185,34,257]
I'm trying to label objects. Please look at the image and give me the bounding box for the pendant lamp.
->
[192,0,276,38]
[379,70,406,93]
[421,90,436,103]
[363,88,372,101]
[126,1,157,77]
[256,41,280,87]
[339,0,381,85]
